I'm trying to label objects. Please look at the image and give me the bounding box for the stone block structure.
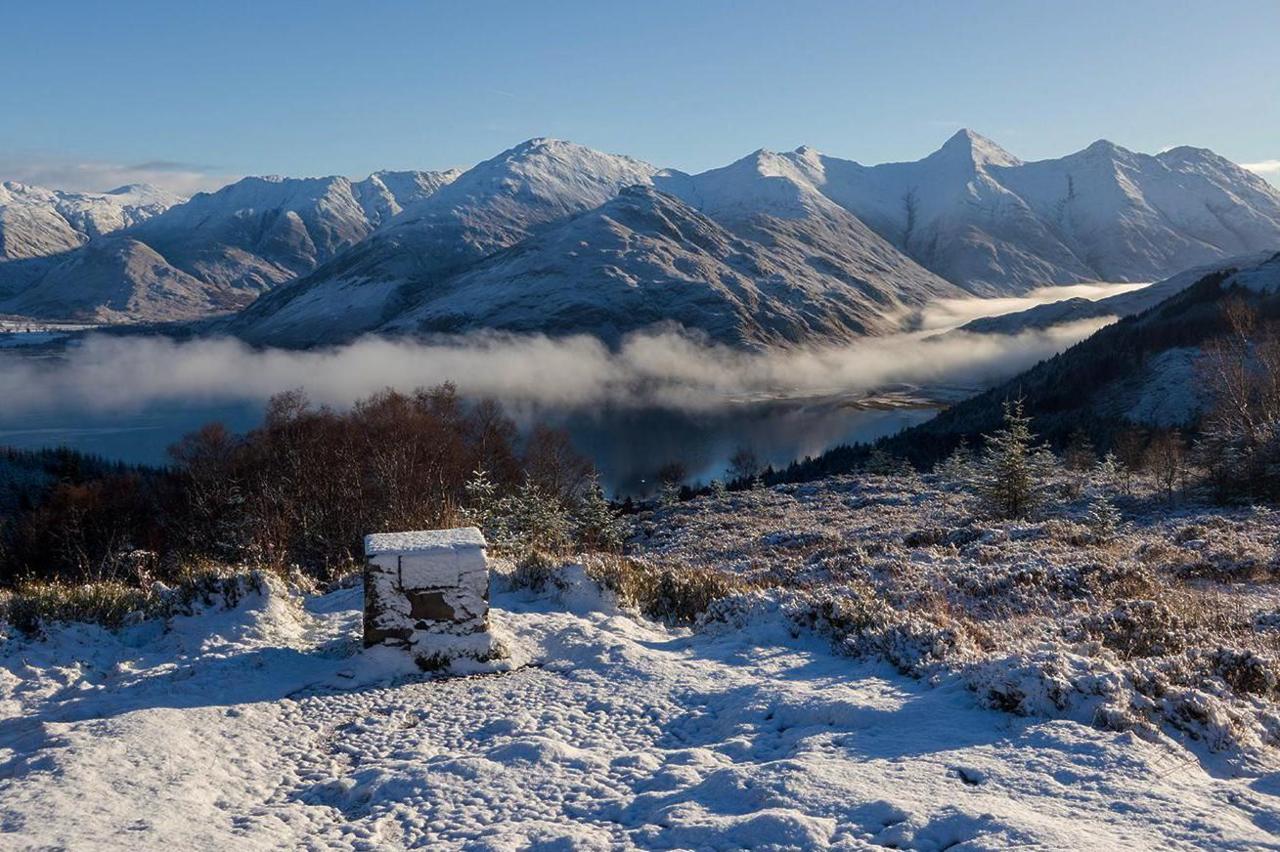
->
[363,527,494,669]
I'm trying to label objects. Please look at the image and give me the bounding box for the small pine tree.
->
[462,468,501,538]
[1085,492,1123,541]
[975,398,1050,519]
[1093,452,1123,494]
[574,474,628,552]
[659,479,682,507]
[894,457,922,488]
[709,479,728,499]
[936,439,975,486]
[510,478,572,553]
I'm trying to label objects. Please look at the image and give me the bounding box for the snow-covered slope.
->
[0,181,181,289]
[228,139,662,344]
[0,169,458,323]
[3,562,1278,849]
[230,141,967,347]
[379,184,961,347]
[352,168,464,225]
[902,251,1280,443]
[127,172,457,292]
[960,251,1277,335]
[0,238,243,323]
[784,130,1280,295]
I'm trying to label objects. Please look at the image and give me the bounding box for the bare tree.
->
[727,447,759,484]
[1196,298,1280,502]
[901,188,919,252]
[1144,429,1187,503]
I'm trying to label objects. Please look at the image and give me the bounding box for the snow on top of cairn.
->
[364,527,486,556]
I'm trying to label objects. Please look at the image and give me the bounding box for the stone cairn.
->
[363,527,495,670]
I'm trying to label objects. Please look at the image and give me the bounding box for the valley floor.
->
[3,561,1280,849]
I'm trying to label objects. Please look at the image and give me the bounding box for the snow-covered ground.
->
[3,546,1280,849]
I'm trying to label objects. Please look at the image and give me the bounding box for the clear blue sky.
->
[3,0,1278,192]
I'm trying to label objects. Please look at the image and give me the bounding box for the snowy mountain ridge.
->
[0,167,460,322]
[779,130,1280,295]
[229,139,965,347]
[375,184,960,347]
[3,131,1278,340]
[0,181,182,270]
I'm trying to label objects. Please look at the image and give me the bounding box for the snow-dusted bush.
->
[0,562,287,636]
[507,551,757,625]
[582,554,755,624]
[1079,600,1187,659]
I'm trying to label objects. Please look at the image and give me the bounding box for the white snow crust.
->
[3,561,1279,849]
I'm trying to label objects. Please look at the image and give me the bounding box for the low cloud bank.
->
[0,153,236,196]
[918,282,1148,331]
[0,318,1115,419]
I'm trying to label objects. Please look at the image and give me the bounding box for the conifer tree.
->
[976,398,1050,519]
[573,473,627,552]
[936,439,975,486]
[1085,492,1123,541]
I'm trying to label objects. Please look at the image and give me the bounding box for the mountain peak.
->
[508,136,568,154]
[1156,144,1231,168]
[934,128,1021,168]
[792,145,824,164]
[1078,139,1135,160]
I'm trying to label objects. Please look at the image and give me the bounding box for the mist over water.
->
[0,294,1123,491]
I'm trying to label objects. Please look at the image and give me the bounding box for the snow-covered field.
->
[3,475,1280,849]
[3,573,1278,850]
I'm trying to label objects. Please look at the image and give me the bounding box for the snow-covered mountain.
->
[782,130,1280,295]
[4,131,1278,336]
[0,181,181,270]
[230,140,964,347]
[377,184,960,347]
[228,139,663,344]
[0,169,458,323]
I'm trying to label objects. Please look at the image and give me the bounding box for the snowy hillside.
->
[960,251,1277,335]
[0,238,242,323]
[4,131,1278,335]
[0,181,181,289]
[4,475,1280,849]
[782,131,1280,296]
[894,252,1280,450]
[0,169,458,324]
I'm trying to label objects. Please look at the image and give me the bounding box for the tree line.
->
[0,384,617,588]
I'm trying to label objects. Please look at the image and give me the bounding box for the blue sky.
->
[3,0,1278,192]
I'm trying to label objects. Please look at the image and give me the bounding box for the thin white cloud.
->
[0,321,1115,419]
[917,281,1148,331]
[0,154,237,196]
[1242,159,1280,177]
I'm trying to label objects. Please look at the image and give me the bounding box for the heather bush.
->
[0,563,284,637]
[635,468,1280,759]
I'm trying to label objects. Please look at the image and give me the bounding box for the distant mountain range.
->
[2,131,1278,346]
